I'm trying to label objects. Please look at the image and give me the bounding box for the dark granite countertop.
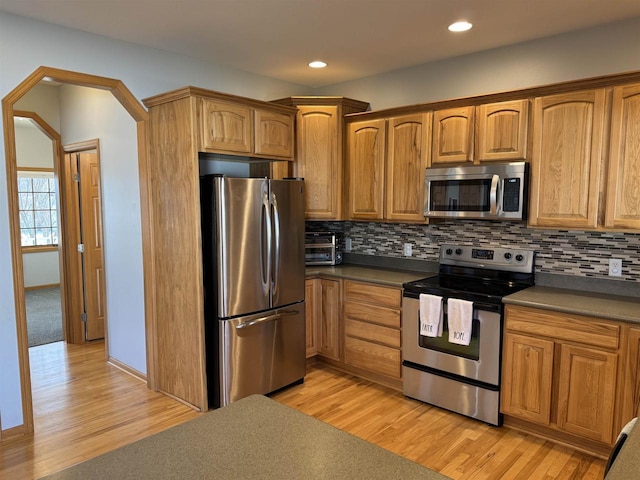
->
[41,395,449,480]
[503,286,640,324]
[306,265,433,288]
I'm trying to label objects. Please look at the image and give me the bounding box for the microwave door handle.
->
[489,175,499,215]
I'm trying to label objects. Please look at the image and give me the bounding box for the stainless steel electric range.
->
[402,244,535,426]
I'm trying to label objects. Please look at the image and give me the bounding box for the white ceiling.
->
[2,0,640,88]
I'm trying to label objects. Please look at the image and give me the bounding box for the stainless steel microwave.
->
[424,162,529,220]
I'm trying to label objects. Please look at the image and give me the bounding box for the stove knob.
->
[504,253,512,260]
[455,248,463,255]
[445,248,453,255]
[516,254,524,262]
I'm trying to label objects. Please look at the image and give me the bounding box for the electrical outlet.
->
[609,258,622,277]
[403,243,413,257]
[344,237,352,252]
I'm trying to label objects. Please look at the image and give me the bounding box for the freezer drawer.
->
[218,303,305,407]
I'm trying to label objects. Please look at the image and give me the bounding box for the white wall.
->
[316,17,640,110]
[58,84,146,373]
[22,252,60,287]
[0,11,310,431]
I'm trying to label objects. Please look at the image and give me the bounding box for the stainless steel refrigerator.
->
[200,175,306,408]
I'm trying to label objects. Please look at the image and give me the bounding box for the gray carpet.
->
[25,287,63,347]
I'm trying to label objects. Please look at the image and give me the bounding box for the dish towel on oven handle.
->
[419,294,443,337]
[447,298,473,346]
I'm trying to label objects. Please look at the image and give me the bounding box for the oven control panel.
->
[440,244,534,273]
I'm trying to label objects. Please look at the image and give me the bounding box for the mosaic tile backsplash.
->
[307,220,640,283]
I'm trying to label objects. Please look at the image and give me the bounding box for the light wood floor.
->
[0,343,606,479]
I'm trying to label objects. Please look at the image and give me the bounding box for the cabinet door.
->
[318,279,341,360]
[347,119,386,220]
[432,106,474,164]
[557,344,617,444]
[620,328,640,435]
[385,113,431,222]
[200,99,252,154]
[501,333,554,425]
[529,89,606,228]
[605,83,640,229]
[254,109,294,159]
[477,100,529,162]
[295,106,340,219]
[305,279,319,358]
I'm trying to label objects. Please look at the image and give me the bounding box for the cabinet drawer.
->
[344,301,400,329]
[344,336,401,378]
[344,281,401,308]
[345,319,400,348]
[505,305,619,349]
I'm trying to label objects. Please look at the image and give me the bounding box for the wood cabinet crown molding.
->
[272,96,370,110]
[343,70,640,122]
[142,86,298,115]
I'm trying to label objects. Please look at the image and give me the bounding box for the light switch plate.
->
[403,243,413,257]
[609,258,622,277]
[344,238,352,252]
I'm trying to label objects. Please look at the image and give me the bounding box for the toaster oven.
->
[305,232,342,265]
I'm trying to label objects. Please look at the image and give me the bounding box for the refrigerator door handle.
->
[262,190,272,297]
[271,192,281,300]
[235,309,298,330]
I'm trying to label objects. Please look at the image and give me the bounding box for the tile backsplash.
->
[307,220,640,283]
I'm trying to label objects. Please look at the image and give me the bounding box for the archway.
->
[2,67,156,435]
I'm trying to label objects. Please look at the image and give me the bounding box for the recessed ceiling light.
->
[448,21,473,32]
[308,60,327,69]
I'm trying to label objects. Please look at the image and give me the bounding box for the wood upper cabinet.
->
[432,106,474,164]
[347,113,430,222]
[386,113,432,222]
[254,109,294,159]
[200,99,253,154]
[528,89,607,228]
[194,93,296,160]
[273,98,369,220]
[605,82,640,229]
[502,305,621,448]
[477,100,529,162]
[501,332,554,425]
[347,119,387,220]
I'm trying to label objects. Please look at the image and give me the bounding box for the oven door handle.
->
[489,175,500,215]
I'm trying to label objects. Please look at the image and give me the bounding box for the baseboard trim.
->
[24,283,60,291]
[1,424,26,443]
[107,356,147,383]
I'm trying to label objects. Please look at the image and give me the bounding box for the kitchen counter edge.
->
[305,265,432,288]
[503,286,640,324]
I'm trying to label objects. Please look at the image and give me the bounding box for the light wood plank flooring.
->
[0,343,606,479]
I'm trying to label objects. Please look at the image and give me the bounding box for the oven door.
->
[402,296,501,386]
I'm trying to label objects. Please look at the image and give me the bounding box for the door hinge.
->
[73,172,80,182]
[77,243,85,253]
[81,313,87,323]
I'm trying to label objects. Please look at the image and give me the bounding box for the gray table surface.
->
[41,395,449,479]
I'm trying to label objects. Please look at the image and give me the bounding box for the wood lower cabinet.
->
[528,89,607,228]
[343,281,402,383]
[305,279,319,358]
[501,333,554,425]
[502,305,622,452]
[620,327,640,429]
[605,82,640,229]
[318,279,341,360]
